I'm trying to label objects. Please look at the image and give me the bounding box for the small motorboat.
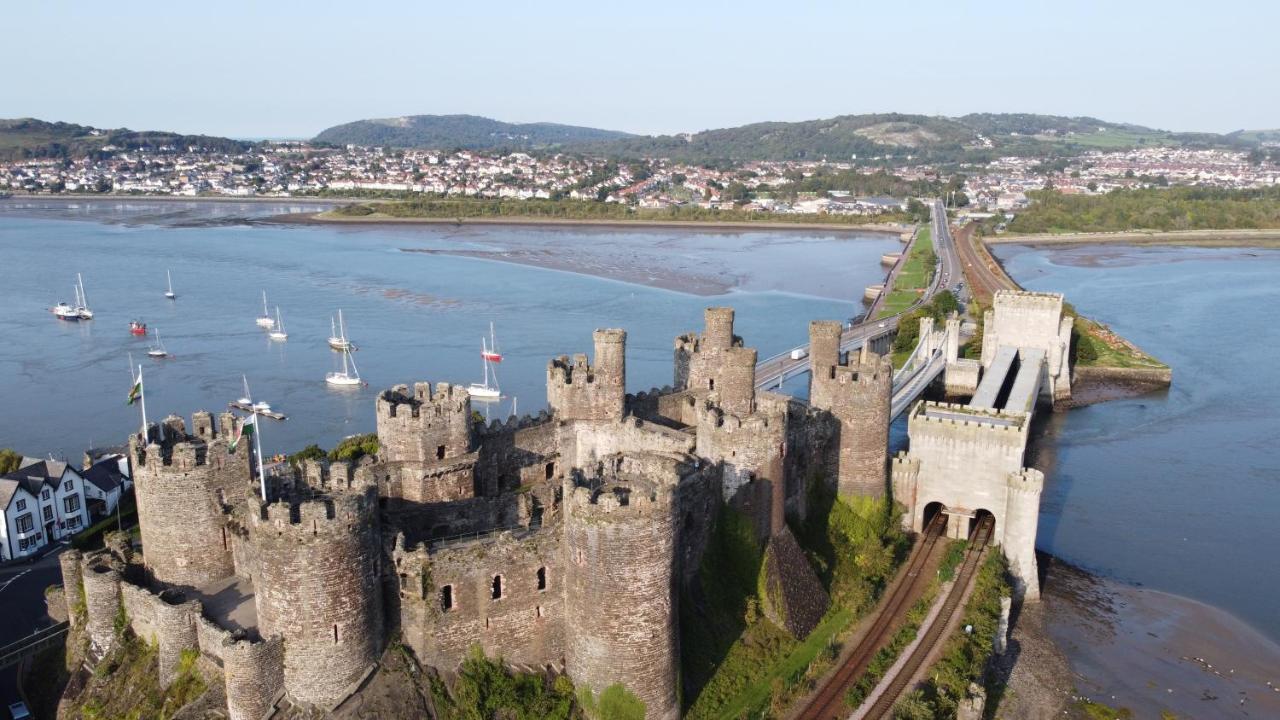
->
[52,302,80,321]
[130,320,148,335]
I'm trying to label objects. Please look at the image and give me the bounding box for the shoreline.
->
[1,192,347,205]
[280,210,910,235]
[988,228,1280,248]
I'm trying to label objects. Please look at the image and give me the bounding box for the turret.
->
[562,453,684,720]
[547,329,627,422]
[675,307,746,392]
[376,382,473,464]
[248,480,383,707]
[130,412,248,588]
[808,320,844,404]
[1003,468,1044,600]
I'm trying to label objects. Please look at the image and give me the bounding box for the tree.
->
[0,448,21,474]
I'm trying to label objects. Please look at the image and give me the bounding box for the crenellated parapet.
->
[674,308,753,401]
[808,326,894,498]
[547,329,626,422]
[377,382,473,464]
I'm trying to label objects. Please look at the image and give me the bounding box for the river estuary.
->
[3,201,1277,714]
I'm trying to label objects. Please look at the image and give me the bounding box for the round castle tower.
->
[248,481,383,707]
[132,411,249,589]
[562,456,680,720]
[807,323,893,497]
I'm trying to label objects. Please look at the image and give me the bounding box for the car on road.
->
[878,322,887,328]
[789,347,808,360]
[9,702,32,720]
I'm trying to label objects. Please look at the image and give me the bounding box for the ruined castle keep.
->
[59,302,1052,718]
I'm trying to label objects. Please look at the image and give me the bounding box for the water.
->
[994,243,1280,643]
[0,200,896,464]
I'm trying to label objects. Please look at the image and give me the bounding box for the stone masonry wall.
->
[376,382,474,465]
[547,329,627,422]
[397,529,565,672]
[82,558,121,659]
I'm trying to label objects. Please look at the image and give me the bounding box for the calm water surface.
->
[0,200,891,462]
[995,243,1280,643]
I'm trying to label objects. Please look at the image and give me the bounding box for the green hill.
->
[0,118,250,161]
[312,114,634,150]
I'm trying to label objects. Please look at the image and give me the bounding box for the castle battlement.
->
[133,412,243,471]
[252,487,377,537]
[831,353,894,386]
[547,329,626,422]
[377,382,469,420]
[695,398,780,435]
[910,401,1028,434]
[1006,467,1045,494]
[993,289,1064,308]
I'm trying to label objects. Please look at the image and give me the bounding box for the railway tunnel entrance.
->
[922,501,946,533]
[970,509,995,539]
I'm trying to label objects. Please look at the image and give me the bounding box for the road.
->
[756,199,963,391]
[0,547,66,712]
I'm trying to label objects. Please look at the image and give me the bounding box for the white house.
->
[9,458,90,544]
[81,453,132,518]
[0,479,44,561]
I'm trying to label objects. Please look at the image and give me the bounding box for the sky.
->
[3,0,1276,139]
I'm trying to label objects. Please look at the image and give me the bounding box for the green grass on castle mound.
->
[682,486,910,719]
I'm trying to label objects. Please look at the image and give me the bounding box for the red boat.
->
[480,322,502,362]
[130,320,148,335]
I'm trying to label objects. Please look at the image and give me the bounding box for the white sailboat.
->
[326,345,362,386]
[468,336,501,399]
[75,273,94,319]
[268,307,288,341]
[256,291,275,328]
[147,329,168,358]
[237,374,272,413]
[52,301,80,321]
[328,309,354,351]
[164,270,176,300]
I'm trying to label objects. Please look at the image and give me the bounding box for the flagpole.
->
[253,402,267,502]
[137,364,149,440]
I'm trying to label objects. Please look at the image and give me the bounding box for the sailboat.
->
[237,374,272,413]
[52,300,79,321]
[328,309,354,351]
[256,291,275,328]
[75,273,94,319]
[164,270,176,300]
[468,336,501,399]
[147,330,168,358]
[326,345,362,386]
[268,307,288,341]
[481,322,502,362]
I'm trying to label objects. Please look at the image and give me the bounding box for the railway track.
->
[860,516,995,720]
[794,513,948,720]
[954,223,1016,304]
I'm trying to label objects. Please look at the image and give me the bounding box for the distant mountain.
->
[312,114,635,150]
[0,118,250,162]
[571,113,1255,164]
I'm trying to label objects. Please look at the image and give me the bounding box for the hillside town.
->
[2,142,1277,218]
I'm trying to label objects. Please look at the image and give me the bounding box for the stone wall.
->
[82,558,122,659]
[397,529,565,672]
[808,325,893,497]
[59,548,84,627]
[249,486,383,707]
[981,290,1073,401]
[132,412,248,589]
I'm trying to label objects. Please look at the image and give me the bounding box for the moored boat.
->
[130,320,148,335]
[256,290,275,328]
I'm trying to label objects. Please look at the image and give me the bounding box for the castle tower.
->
[715,346,758,416]
[807,320,844,405]
[1003,468,1043,600]
[81,557,122,658]
[376,382,473,464]
[59,548,84,628]
[808,322,893,497]
[249,483,383,707]
[562,455,681,720]
[675,307,745,392]
[547,329,627,422]
[695,400,787,536]
[131,412,249,589]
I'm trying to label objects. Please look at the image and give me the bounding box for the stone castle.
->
[58,303,1048,719]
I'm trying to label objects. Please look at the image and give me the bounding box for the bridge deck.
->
[970,345,1017,410]
[1004,348,1045,416]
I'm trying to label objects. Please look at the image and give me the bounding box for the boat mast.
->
[262,291,269,317]
[167,269,173,294]
[339,309,346,341]
[347,347,360,380]
[78,273,88,308]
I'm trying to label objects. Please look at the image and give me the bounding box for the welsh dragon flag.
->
[126,377,142,405]
[230,415,256,451]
